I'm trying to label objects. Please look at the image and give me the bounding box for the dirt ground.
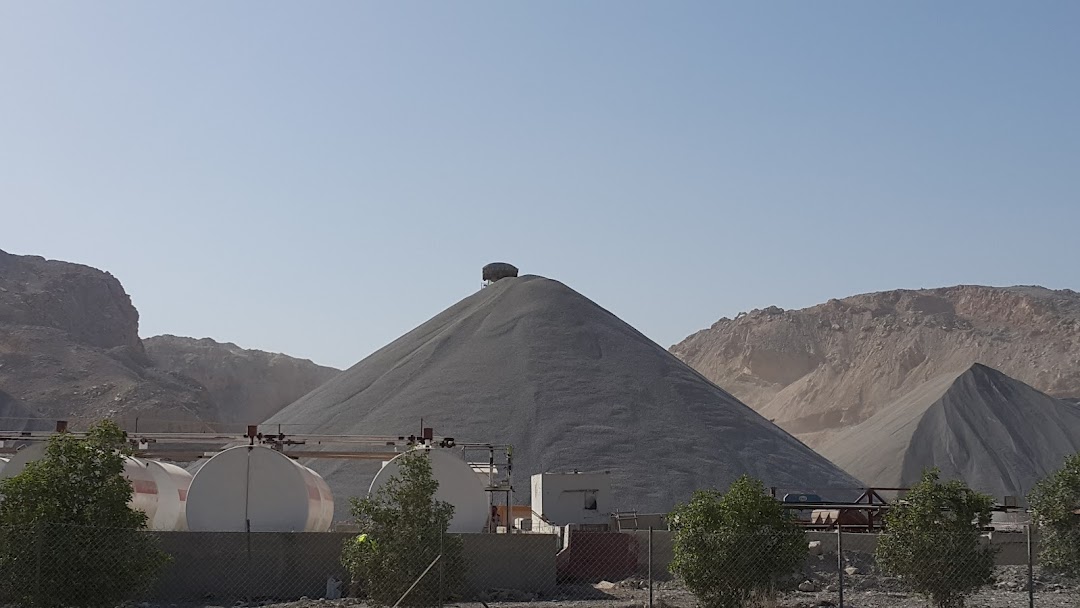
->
[139,561,1080,608]
[168,567,1080,608]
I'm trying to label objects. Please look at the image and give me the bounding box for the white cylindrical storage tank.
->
[186,445,334,532]
[0,442,47,480]
[0,446,188,530]
[369,448,488,533]
[123,457,160,528]
[146,460,193,531]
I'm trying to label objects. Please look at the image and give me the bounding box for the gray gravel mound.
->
[265,275,860,517]
[818,363,1080,499]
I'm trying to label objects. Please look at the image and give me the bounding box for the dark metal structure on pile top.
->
[482,262,518,286]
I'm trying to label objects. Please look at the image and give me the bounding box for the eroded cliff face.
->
[672,285,1080,447]
[0,250,141,350]
[144,335,339,424]
[0,249,216,431]
[0,249,341,432]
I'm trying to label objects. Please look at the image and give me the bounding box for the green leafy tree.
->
[876,469,995,608]
[669,475,806,608]
[0,420,171,608]
[1028,452,1080,576]
[342,449,463,606]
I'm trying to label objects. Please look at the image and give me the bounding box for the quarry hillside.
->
[671,285,1080,447]
[265,274,861,518]
[0,249,335,431]
[144,335,339,425]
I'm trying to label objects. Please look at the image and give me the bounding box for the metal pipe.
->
[648,526,654,608]
[507,446,513,533]
[1027,524,1034,608]
[837,525,844,608]
[34,523,42,605]
[0,429,517,447]
[438,519,445,608]
[244,446,252,533]
[392,555,441,608]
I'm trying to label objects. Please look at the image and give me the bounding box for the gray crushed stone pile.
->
[265,275,860,518]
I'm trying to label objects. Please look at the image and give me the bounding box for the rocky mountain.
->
[144,335,338,425]
[817,363,1080,499]
[0,248,141,350]
[0,249,336,432]
[671,285,1080,447]
[0,249,216,431]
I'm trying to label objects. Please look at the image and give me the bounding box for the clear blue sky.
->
[1,2,1077,369]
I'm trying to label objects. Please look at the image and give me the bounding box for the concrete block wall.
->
[625,529,674,581]
[460,533,558,594]
[148,532,559,602]
[141,528,1038,602]
[805,530,1038,567]
[805,530,879,555]
[150,532,354,601]
[555,531,639,583]
[618,529,1035,584]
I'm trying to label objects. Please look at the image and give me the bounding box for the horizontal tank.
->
[125,458,192,531]
[370,447,488,533]
[146,460,193,531]
[186,445,334,532]
[0,444,187,530]
[123,457,160,528]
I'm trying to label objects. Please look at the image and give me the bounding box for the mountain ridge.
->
[672,284,1080,447]
[145,334,339,425]
[0,249,340,431]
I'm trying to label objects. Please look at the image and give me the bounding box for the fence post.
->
[836,525,844,608]
[648,526,654,608]
[1027,523,1034,608]
[34,523,43,606]
[438,520,445,608]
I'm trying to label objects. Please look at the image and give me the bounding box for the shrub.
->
[342,449,463,606]
[876,469,995,608]
[669,475,806,608]
[0,420,170,608]
[1028,452,1080,576]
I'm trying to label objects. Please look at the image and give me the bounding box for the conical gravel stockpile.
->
[818,363,1080,500]
[266,274,860,517]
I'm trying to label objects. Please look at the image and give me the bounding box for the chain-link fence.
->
[1,524,1079,608]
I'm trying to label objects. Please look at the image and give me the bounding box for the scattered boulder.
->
[595,581,617,591]
[616,577,649,590]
